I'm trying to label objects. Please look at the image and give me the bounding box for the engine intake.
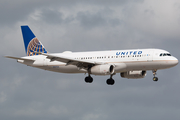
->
[121,70,146,79]
[90,65,114,75]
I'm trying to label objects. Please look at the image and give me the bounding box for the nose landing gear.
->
[152,70,158,81]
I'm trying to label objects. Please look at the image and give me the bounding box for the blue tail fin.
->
[21,25,48,56]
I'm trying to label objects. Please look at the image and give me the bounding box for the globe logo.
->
[27,38,47,56]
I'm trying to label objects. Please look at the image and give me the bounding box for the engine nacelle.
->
[120,70,146,79]
[90,65,114,75]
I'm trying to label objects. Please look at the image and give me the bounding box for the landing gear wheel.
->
[106,79,115,85]
[153,77,158,81]
[85,76,93,83]
[152,70,158,82]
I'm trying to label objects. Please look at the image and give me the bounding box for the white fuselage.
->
[18,49,178,75]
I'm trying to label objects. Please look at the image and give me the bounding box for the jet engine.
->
[120,70,146,79]
[90,65,114,75]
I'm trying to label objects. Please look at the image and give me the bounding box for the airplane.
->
[5,25,178,85]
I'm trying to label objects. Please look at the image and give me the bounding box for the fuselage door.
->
[43,57,48,66]
[147,50,153,61]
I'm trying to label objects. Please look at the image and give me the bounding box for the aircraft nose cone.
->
[175,59,178,65]
[172,57,178,66]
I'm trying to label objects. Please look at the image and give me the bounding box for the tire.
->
[153,77,158,81]
[106,79,115,85]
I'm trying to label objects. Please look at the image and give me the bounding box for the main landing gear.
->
[85,75,93,83]
[85,74,115,85]
[106,74,115,85]
[152,70,158,81]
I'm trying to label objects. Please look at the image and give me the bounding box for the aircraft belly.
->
[125,62,144,71]
[125,61,161,71]
[125,60,171,71]
[35,65,85,73]
[29,60,177,74]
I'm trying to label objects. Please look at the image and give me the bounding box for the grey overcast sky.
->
[1,0,180,120]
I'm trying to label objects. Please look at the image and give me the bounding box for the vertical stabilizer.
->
[21,26,48,56]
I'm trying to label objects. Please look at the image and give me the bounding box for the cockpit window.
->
[159,53,171,56]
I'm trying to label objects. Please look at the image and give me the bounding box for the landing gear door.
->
[147,50,153,61]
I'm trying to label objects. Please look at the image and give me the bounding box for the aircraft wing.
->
[39,53,104,69]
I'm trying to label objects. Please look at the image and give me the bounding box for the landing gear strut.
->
[106,74,115,85]
[152,70,158,81]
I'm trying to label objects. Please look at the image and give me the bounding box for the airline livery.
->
[6,26,178,85]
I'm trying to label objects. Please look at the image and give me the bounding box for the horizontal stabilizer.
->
[5,56,35,62]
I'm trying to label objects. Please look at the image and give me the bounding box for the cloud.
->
[1,0,180,120]
[0,92,7,103]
